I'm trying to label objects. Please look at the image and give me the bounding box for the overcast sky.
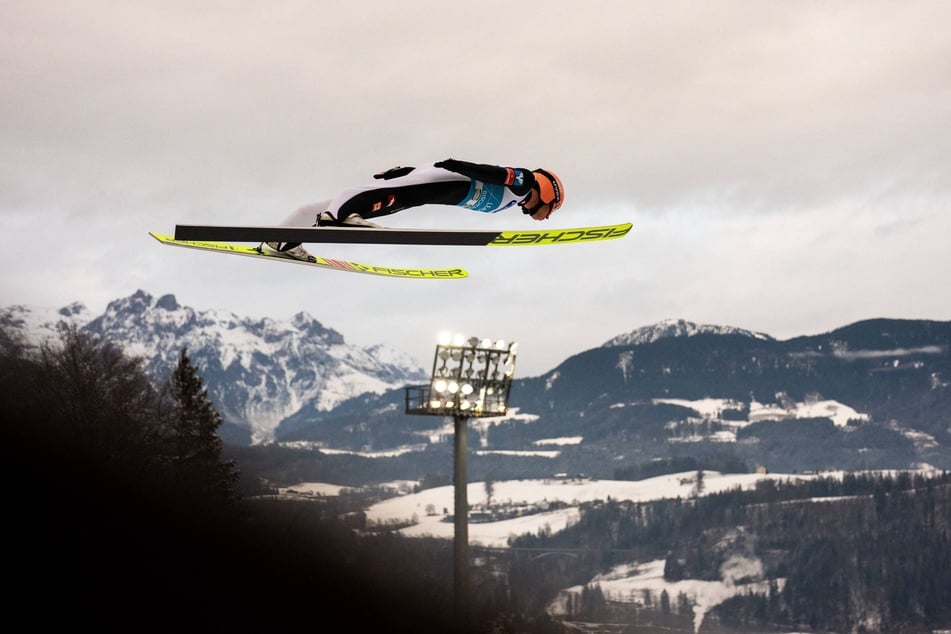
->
[2,1,950,375]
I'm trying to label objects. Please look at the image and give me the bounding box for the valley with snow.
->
[281,467,935,632]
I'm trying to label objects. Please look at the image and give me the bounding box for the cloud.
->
[2,2,950,375]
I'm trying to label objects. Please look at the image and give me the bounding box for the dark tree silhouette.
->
[162,347,239,503]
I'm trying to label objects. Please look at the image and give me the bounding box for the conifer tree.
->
[164,347,239,503]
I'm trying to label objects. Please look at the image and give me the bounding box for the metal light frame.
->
[404,333,518,622]
[405,334,518,418]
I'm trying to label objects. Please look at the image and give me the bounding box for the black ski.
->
[173,223,632,246]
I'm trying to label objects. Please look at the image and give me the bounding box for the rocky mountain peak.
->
[2,290,426,445]
[603,318,773,347]
[58,301,89,318]
[291,312,345,346]
[155,294,180,311]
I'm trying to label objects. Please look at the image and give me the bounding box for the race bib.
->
[460,180,508,212]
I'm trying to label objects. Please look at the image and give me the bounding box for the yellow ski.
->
[149,233,467,280]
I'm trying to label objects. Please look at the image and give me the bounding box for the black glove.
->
[373,166,415,180]
[433,159,462,171]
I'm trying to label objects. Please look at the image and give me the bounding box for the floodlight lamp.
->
[438,332,452,346]
[429,399,442,409]
[460,400,471,411]
[438,348,450,361]
[509,342,519,354]
[434,379,448,393]
[494,339,506,350]
[452,334,465,346]
[467,337,479,348]
[451,349,462,362]
[448,381,459,394]
[461,383,474,395]
[480,338,492,349]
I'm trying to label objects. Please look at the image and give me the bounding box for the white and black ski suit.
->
[280,159,540,227]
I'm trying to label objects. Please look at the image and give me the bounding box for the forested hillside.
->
[510,472,951,632]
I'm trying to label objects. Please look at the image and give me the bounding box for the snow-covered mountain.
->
[0,301,93,345]
[602,317,773,347]
[1,290,427,444]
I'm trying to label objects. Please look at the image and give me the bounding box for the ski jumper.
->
[279,160,539,227]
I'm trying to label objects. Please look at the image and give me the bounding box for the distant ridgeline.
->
[277,317,950,477]
[3,294,949,475]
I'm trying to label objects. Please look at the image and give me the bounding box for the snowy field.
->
[287,468,933,632]
[651,397,870,444]
[362,471,812,547]
[653,396,870,425]
[549,557,782,633]
[290,471,814,631]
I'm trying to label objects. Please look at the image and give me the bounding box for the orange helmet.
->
[532,169,565,212]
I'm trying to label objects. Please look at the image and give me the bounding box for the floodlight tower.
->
[405,333,518,619]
